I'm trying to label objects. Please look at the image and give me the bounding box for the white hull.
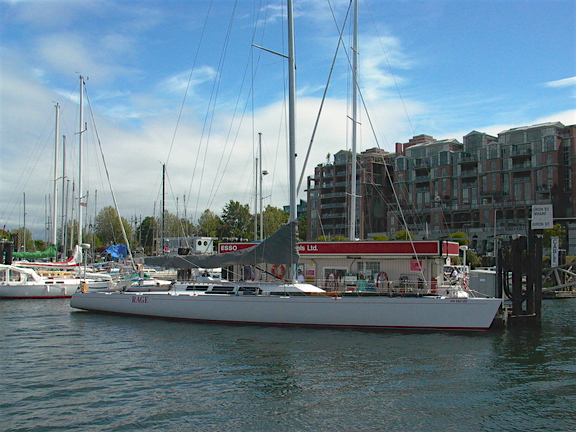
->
[0,264,111,299]
[0,283,79,299]
[70,290,502,330]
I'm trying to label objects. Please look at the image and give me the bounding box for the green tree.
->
[543,223,566,249]
[82,231,103,250]
[59,220,80,246]
[0,228,10,241]
[372,234,388,241]
[13,227,35,251]
[160,211,181,237]
[138,216,157,252]
[298,213,307,240]
[221,200,252,240]
[197,209,222,237]
[94,206,134,246]
[448,231,469,245]
[34,239,47,251]
[392,230,414,241]
[262,205,289,238]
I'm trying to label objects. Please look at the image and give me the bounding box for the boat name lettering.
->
[221,245,238,252]
[449,299,467,303]
[132,296,149,304]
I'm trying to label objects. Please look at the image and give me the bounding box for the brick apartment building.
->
[306,121,576,255]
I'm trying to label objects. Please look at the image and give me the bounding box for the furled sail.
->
[144,221,299,269]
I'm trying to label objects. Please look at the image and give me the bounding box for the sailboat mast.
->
[77,75,84,245]
[254,152,258,241]
[349,0,358,240]
[287,0,297,223]
[259,132,264,240]
[52,103,60,246]
[61,136,67,250]
[162,163,165,253]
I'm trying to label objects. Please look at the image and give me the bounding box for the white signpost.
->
[551,236,559,268]
[531,204,553,230]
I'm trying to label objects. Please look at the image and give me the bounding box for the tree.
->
[392,231,414,241]
[262,205,289,238]
[543,224,566,249]
[197,209,222,237]
[221,200,253,240]
[160,210,181,237]
[138,216,157,252]
[372,234,388,241]
[94,206,134,245]
[298,213,307,240]
[82,231,103,250]
[448,231,469,245]
[13,227,35,251]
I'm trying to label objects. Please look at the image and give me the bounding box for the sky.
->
[1,0,575,241]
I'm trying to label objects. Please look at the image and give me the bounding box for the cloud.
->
[544,76,576,88]
[158,66,217,94]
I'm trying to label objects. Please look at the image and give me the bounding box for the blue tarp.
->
[104,244,128,258]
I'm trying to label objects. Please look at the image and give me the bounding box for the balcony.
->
[459,153,478,164]
[511,161,532,171]
[321,191,346,199]
[511,148,532,157]
[321,211,345,219]
[412,159,430,169]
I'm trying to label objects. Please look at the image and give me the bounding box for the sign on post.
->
[531,204,553,230]
[551,236,559,268]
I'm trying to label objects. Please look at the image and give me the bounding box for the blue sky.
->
[1,0,575,240]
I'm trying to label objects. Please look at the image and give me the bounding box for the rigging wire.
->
[84,85,136,271]
[296,0,352,195]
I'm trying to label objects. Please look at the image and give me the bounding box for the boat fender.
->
[271,264,285,278]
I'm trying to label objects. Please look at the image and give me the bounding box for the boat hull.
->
[0,283,78,299]
[70,291,502,331]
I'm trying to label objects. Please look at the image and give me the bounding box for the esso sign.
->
[220,244,238,252]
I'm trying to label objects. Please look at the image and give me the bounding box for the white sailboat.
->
[70,1,502,330]
[0,263,112,299]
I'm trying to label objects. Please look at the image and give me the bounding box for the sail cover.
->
[12,244,58,259]
[144,221,299,269]
[104,244,128,259]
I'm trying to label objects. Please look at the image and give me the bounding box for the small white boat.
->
[0,264,111,299]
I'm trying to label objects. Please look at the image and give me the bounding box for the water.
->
[1,300,576,432]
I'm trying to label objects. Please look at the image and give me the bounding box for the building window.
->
[357,261,381,281]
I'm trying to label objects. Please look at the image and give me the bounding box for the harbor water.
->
[2,299,576,431]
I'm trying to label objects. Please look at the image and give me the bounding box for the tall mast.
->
[23,192,26,252]
[349,0,358,240]
[254,151,258,241]
[61,136,67,250]
[287,0,297,223]
[162,163,165,253]
[259,132,264,240]
[52,102,60,246]
[77,75,85,245]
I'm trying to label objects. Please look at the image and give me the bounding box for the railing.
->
[304,278,464,296]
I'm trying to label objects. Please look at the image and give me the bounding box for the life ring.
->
[271,264,285,278]
[376,272,389,289]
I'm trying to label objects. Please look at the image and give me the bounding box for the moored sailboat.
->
[70,0,502,330]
